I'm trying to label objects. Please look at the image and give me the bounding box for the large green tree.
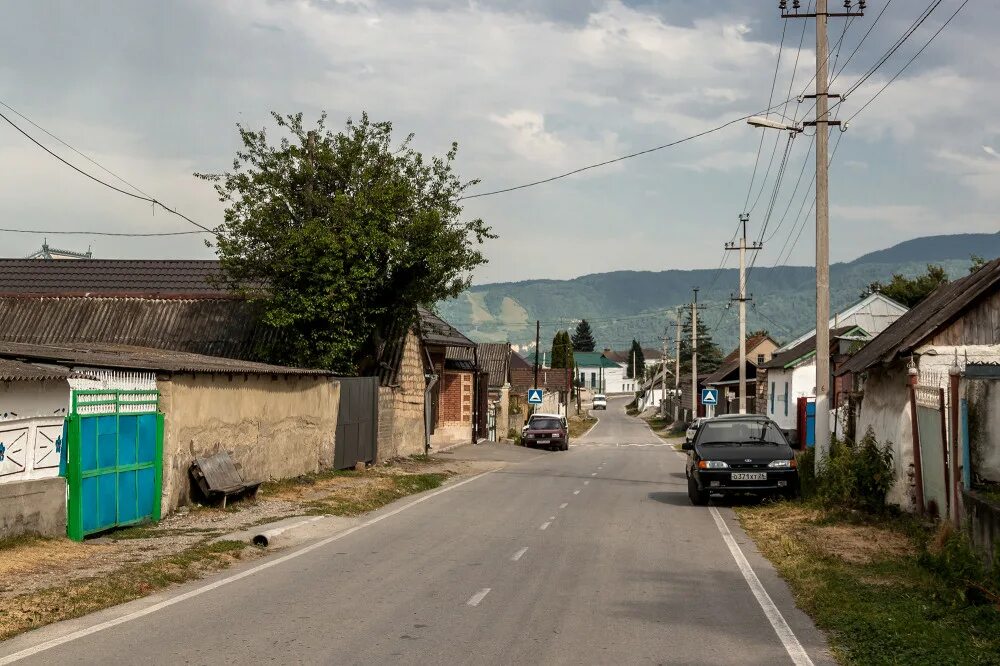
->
[197,112,494,373]
[678,310,724,375]
[626,339,646,379]
[571,319,596,352]
[863,264,948,308]
[549,330,573,368]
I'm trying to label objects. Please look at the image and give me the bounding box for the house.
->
[574,352,629,394]
[0,340,338,540]
[446,342,514,440]
[759,325,868,439]
[703,333,780,413]
[773,291,908,354]
[837,257,1000,515]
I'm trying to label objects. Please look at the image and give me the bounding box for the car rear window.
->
[529,418,562,430]
[698,420,786,445]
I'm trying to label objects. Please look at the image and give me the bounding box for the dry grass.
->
[568,414,597,439]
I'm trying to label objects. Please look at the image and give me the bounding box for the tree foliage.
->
[678,309,723,375]
[969,254,989,274]
[626,339,646,379]
[549,330,573,369]
[863,264,948,308]
[571,319,596,352]
[196,112,494,373]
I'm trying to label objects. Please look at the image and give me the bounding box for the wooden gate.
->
[335,377,378,469]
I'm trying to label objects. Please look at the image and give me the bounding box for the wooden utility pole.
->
[691,288,699,418]
[782,0,862,468]
[674,309,681,422]
[661,333,669,418]
[726,214,762,414]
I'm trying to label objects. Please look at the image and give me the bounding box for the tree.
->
[747,329,770,340]
[549,331,573,368]
[678,309,724,376]
[970,254,989,274]
[863,264,948,308]
[626,339,646,379]
[196,112,494,373]
[571,319,596,352]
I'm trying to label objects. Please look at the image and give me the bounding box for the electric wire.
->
[0,227,206,237]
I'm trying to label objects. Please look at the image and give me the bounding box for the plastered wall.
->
[158,373,339,512]
[377,329,427,461]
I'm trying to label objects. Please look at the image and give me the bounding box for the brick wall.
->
[377,328,427,461]
[438,370,472,425]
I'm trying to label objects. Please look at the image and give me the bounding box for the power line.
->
[847,0,970,122]
[0,109,216,235]
[830,0,895,84]
[0,227,208,238]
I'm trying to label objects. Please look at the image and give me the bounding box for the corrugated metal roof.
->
[0,259,231,297]
[448,343,510,388]
[839,257,1000,375]
[762,325,862,370]
[418,307,475,348]
[0,342,331,376]
[0,358,85,381]
[0,297,279,360]
[574,352,620,368]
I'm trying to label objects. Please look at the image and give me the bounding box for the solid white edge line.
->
[709,507,814,666]
[511,547,528,562]
[539,522,551,530]
[0,470,495,665]
[466,588,491,607]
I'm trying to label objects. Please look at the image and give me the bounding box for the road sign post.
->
[700,388,718,406]
[527,389,543,405]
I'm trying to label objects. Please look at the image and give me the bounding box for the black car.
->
[682,415,799,505]
[522,416,569,451]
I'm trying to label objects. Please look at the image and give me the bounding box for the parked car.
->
[685,417,705,443]
[522,416,569,451]
[522,413,567,436]
[592,394,607,410]
[682,414,799,505]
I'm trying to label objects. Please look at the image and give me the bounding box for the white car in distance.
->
[592,394,607,410]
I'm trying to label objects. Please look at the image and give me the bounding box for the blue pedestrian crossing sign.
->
[527,388,544,405]
[701,388,719,406]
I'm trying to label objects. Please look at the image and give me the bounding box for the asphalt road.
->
[1,397,833,665]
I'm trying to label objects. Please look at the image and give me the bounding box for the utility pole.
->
[691,288,699,418]
[533,320,540,415]
[781,0,863,467]
[726,213,762,414]
[661,332,669,418]
[674,308,681,422]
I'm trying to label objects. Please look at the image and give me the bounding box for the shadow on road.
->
[647,491,692,507]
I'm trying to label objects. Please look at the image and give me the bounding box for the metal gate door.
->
[335,377,378,469]
[915,385,948,517]
[66,390,163,541]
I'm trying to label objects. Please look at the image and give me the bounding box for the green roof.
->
[573,352,620,368]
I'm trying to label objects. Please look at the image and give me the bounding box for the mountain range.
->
[437,232,1000,353]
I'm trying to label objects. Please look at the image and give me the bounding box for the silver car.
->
[685,417,705,443]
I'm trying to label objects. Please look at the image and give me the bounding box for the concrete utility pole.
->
[781,0,862,467]
[674,309,681,422]
[691,288,699,418]
[661,333,669,418]
[726,214,762,414]
[533,320,540,415]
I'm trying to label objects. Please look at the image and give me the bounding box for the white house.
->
[574,352,636,394]
[774,292,908,354]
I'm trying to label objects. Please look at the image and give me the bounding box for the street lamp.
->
[746,116,803,133]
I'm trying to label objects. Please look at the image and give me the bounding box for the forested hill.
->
[438,232,1000,353]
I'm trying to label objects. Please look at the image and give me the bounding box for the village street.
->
[0,397,831,666]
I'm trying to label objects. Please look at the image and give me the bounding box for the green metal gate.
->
[66,390,163,541]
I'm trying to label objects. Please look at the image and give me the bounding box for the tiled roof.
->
[0,296,278,360]
[839,256,1000,375]
[418,307,475,348]
[0,259,230,298]
[0,341,331,376]
[510,366,572,392]
[476,343,511,388]
[761,325,862,370]
[705,333,780,384]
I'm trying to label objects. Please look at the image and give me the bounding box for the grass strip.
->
[568,415,597,439]
[736,502,1000,665]
[304,472,450,516]
[0,540,249,641]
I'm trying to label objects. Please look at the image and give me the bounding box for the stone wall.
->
[377,329,427,461]
[0,476,66,539]
[158,373,339,513]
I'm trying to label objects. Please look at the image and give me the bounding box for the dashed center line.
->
[559,503,568,509]
[539,522,551,530]
[584,480,590,485]
[511,547,528,562]
[549,515,556,520]
[573,490,580,495]
[591,472,597,476]
[466,588,491,607]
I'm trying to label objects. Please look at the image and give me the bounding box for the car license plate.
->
[536,439,550,444]
[731,472,766,481]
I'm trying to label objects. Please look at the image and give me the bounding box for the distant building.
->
[26,242,93,260]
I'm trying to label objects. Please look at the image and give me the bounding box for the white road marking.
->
[573,490,580,495]
[539,522,551,530]
[584,480,590,485]
[511,547,528,562]
[559,503,568,509]
[709,507,814,666]
[591,472,597,476]
[466,588,492,607]
[549,515,556,520]
[0,470,496,665]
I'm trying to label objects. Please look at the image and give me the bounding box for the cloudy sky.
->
[0,0,995,283]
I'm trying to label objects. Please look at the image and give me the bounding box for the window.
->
[757,354,766,365]
[590,372,596,388]
[769,381,775,414]
[784,382,789,417]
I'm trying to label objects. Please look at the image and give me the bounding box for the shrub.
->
[815,427,894,513]
[919,522,1000,606]
[797,446,817,499]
